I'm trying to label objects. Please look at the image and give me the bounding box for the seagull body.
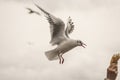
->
[45,39,78,59]
[34,4,86,64]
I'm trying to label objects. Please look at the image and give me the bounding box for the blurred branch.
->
[105,53,120,80]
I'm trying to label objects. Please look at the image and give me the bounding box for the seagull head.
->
[77,40,87,48]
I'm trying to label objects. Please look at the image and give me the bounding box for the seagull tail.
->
[45,49,58,61]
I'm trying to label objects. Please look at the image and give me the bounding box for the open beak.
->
[81,43,87,48]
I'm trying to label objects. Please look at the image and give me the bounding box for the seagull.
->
[34,4,87,64]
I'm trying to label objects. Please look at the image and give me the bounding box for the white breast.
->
[56,39,77,53]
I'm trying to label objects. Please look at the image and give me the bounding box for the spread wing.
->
[65,17,74,38]
[35,4,67,45]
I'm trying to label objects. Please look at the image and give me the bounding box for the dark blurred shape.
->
[26,8,40,15]
[105,53,120,80]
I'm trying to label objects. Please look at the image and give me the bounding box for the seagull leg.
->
[58,53,62,64]
[61,54,64,64]
[58,53,64,64]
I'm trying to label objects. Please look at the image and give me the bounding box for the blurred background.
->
[0,0,120,80]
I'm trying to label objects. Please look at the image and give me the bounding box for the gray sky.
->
[0,0,120,80]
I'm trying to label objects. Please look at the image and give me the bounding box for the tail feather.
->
[45,49,58,61]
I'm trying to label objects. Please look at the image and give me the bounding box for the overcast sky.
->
[0,0,120,80]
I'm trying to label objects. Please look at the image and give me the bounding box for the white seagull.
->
[34,4,87,64]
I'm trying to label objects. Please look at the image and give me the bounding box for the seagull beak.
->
[81,43,87,48]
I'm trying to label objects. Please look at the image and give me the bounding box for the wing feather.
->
[35,4,67,45]
[65,17,74,38]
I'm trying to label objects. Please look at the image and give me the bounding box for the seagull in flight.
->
[32,4,86,64]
